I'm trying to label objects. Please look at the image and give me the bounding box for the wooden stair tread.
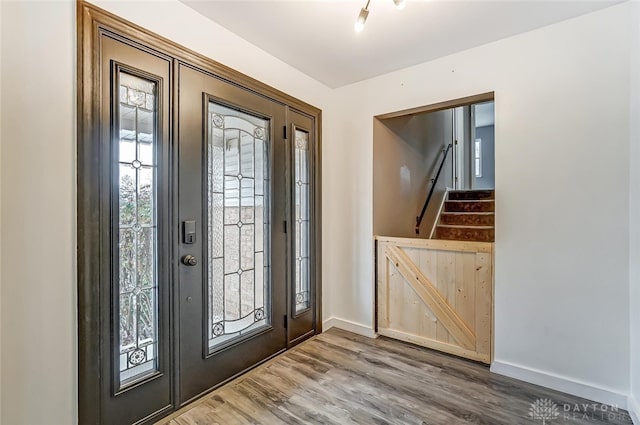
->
[448,190,494,193]
[446,199,494,203]
[437,225,494,229]
[448,189,495,201]
[440,212,494,215]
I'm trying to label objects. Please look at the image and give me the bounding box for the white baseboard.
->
[629,395,640,425]
[490,360,629,408]
[322,317,377,338]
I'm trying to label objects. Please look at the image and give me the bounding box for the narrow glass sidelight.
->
[117,72,159,385]
[207,101,271,351]
[294,129,311,313]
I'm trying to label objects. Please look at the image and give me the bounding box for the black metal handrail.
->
[415,143,453,235]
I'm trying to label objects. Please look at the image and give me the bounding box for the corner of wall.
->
[322,317,377,339]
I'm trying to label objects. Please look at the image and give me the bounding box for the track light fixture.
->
[393,0,406,10]
[355,0,406,32]
[354,0,370,32]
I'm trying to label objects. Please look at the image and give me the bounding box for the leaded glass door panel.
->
[177,64,287,405]
[94,35,173,425]
[287,110,317,345]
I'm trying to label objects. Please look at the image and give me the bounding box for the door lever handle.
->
[182,255,198,266]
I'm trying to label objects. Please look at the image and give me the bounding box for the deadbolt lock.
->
[182,255,197,266]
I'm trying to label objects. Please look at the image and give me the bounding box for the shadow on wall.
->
[373,110,454,238]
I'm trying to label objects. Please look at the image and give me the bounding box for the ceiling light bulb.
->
[354,7,369,32]
[393,0,406,10]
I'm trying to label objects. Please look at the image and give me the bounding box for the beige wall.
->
[373,110,453,238]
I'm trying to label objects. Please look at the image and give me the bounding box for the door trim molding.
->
[77,2,322,423]
[374,92,494,120]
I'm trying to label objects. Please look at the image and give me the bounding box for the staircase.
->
[434,190,495,242]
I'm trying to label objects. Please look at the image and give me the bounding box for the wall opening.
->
[373,93,494,239]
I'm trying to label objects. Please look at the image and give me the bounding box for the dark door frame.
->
[77,3,322,424]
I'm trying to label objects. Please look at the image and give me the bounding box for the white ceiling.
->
[182,0,620,88]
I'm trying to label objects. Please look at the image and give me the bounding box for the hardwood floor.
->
[161,328,632,425]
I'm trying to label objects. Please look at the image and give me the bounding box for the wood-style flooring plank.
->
[159,329,632,425]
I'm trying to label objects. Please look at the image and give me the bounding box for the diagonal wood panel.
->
[385,245,476,350]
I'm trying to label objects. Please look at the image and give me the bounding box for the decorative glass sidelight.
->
[294,129,310,313]
[117,72,159,384]
[207,101,270,350]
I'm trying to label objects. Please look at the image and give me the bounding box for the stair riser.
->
[440,214,494,226]
[448,190,495,201]
[436,227,495,242]
[444,201,495,213]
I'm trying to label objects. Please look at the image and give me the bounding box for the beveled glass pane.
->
[240,224,254,271]
[240,177,254,207]
[138,139,153,166]
[224,176,239,225]
[137,227,154,289]
[119,229,136,293]
[210,259,224,323]
[224,129,239,176]
[224,225,239,274]
[207,100,270,350]
[240,132,254,177]
[241,272,254,317]
[210,128,224,193]
[299,184,309,221]
[137,109,154,141]
[255,200,264,252]
[211,193,223,258]
[117,72,158,385]
[224,273,240,320]
[137,167,154,225]
[119,165,136,226]
[300,221,309,258]
[254,140,264,195]
[294,129,311,313]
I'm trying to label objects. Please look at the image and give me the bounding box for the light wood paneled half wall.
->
[376,236,493,363]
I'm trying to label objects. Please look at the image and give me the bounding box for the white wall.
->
[327,3,631,405]
[629,1,640,422]
[1,2,77,424]
[0,1,332,424]
[0,1,3,423]
[0,0,636,423]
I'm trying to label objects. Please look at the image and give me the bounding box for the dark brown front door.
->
[79,5,320,424]
[176,64,288,404]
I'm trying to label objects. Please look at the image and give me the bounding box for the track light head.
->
[393,0,406,10]
[354,7,369,32]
